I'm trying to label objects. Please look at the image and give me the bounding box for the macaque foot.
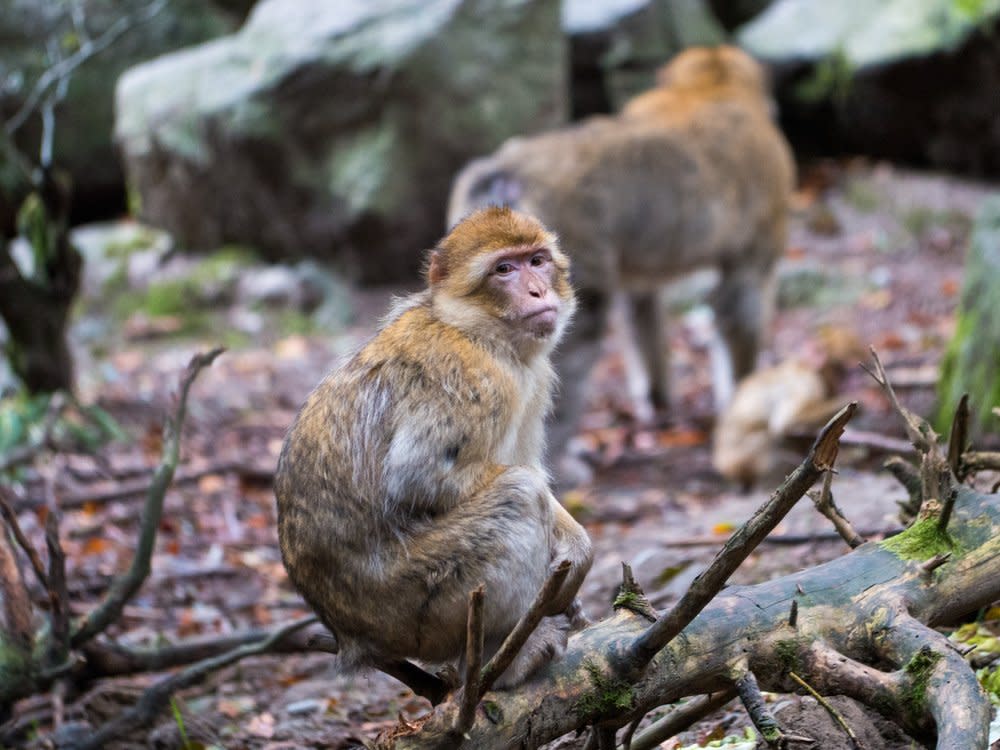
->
[493,616,570,689]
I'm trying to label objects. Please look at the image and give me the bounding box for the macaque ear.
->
[427,249,447,286]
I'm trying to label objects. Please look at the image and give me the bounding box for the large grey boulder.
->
[115,0,566,282]
[0,0,240,231]
[737,0,1000,174]
[562,0,725,116]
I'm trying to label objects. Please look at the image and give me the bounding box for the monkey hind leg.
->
[627,290,671,413]
[710,266,777,408]
[491,615,571,689]
[549,287,614,486]
[391,467,554,666]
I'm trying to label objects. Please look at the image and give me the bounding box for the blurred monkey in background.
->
[448,45,795,484]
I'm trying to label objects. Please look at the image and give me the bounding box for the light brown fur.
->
[447,45,795,483]
[275,207,592,688]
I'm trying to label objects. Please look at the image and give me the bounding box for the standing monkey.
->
[275,207,592,689]
[448,45,795,483]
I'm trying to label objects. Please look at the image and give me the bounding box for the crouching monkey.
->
[275,207,593,690]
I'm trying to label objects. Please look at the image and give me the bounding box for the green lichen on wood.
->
[902,647,942,722]
[774,638,801,672]
[880,517,959,561]
[574,659,634,720]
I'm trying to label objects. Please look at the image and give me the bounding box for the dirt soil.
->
[5,160,998,749]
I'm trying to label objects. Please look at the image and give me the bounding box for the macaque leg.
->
[710,264,776,408]
[546,499,594,618]
[386,466,590,688]
[548,287,613,484]
[628,289,671,411]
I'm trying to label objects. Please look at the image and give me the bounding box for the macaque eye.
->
[530,252,549,267]
[494,261,515,275]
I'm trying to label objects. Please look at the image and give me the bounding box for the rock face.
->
[115,0,566,282]
[0,0,240,230]
[737,0,1000,175]
[562,0,724,117]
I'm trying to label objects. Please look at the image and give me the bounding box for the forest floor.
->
[4,159,1000,749]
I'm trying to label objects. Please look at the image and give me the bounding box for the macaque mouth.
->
[523,305,558,322]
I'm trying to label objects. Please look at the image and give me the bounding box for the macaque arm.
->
[380,378,499,513]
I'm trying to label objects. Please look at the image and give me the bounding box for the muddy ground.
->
[4,160,999,749]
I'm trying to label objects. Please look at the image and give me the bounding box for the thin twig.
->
[16,458,274,512]
[5,0,167,136]
[808,470,865,548]
[478,560,571,696]
[80,619,329,677]
[735,670,784,748]
[883,456,922,522]
[623,404,856,675]
[0,484,49,589]
[628,690,737,750]
[947,394,970,481]
[920,552,951,574]
[454,585,485,737]
[788,671,864,749]
[861,348,935,453]
[962,451,1000,474]
[71,348,224,647]
[45,503,69,661]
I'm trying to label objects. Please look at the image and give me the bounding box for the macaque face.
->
[484,245,562,338]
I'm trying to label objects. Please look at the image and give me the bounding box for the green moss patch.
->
[880,517,960,561]
[574,660,634,719]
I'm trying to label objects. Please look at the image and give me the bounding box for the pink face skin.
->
[486,247,561,338]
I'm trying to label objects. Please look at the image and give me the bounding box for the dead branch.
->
[623,403,856,675]
[455,586,486,737]
[788,672,862,749]
[377,393,1000,750]
[70,348,224,647]
[808,469,865,548]
[479,560,572,695]
[63,615,316,750]
[77,620,331,678]
[627,690,736,750]
[947,394,971,481]
[15,457,276,512]
[734,669,785,747]
[0,484,49,589]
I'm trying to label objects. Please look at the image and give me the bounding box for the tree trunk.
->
[938,195,1000,433]
[0,168,80,393]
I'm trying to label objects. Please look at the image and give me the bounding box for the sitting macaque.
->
[275,207,593,690]
[447,45,795,483]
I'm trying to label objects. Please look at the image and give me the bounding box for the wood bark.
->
[378,483,999,750]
